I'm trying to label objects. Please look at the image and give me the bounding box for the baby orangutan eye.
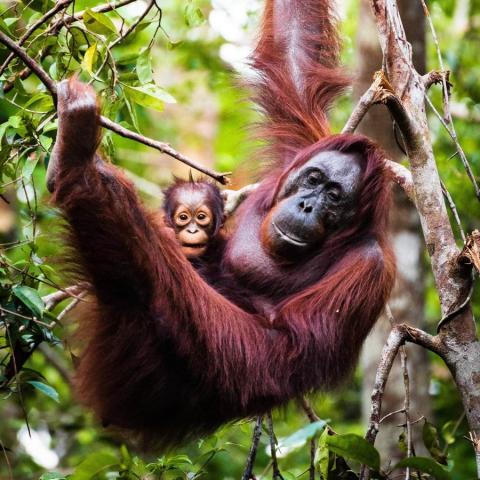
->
[307,172,322,186]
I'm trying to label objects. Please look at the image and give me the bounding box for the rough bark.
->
[357,0,430,461]
[368,0,480,470]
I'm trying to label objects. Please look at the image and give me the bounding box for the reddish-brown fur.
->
[50,0,395,449]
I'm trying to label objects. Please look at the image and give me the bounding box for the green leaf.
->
[315,428,331,479]
[23,0,54,13]
[398,431,407,453]
[71,451,119,480]
[8,116,21,129]
[184,1,205,27]
[0,123,8,143]
[442,420,457,446]
[277,420,327,452]
[82,43,97,74]
[40,472,67,480]
[22,157,38,178]
[393,457,451,480]
[423,420,448,464]
[136,48,153,84]
[12,285,44,318]
[27,381,60,403]
[83,9,118,37]
[124,84,176,112]
[24,92,54,112]
[39,135,53,152]
[326,434,380,472]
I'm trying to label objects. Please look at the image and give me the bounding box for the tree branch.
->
[242,416,263,480]
[360,323,444,480]
[0,30,230,185]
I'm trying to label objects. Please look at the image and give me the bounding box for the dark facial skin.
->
[262,150,362,258]
[171,189,215,258]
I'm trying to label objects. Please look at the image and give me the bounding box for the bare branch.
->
[42,284,86,311]
[242,416,263,480]
[360,323,443,480]
[266,413,284,480]
[299,397,319,480]
[422,70,450,90]
[385,160,414,203]
[0,30,230,185]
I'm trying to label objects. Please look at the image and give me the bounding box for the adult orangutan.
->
[46,0,395,448]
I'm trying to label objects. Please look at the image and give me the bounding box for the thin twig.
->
[441,180,466,242]
[43,284,87,310]
[266,413,284,480]
[242,416,263,480]
[300,397,319,480]
[56,292,86,322]
[424,94,480,200]
[420,0,480,200]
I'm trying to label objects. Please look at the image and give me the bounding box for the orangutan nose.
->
[299,200,313,213]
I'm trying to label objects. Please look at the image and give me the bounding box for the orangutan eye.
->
[179,213,189,221]
[327,190,340,202]
[197,213,206,220]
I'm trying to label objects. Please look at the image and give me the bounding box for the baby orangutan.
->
[163,178,226,259]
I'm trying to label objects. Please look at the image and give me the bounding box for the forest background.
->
[0,0,479,478]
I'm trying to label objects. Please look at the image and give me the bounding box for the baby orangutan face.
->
[164,179,225,259]
[173,201,214,258]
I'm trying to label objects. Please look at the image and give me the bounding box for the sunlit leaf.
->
[136,48,153,84]
[124,84,176,112]
[184,1,205,27]
[39,135,53,152]
[82,43,97,74]
[83,9,118,37]
[276,420,327,454]
[442,420,458,446]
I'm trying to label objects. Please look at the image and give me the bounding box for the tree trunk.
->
[357,0,430,461]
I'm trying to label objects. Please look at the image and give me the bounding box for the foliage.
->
[0,0,478,478]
